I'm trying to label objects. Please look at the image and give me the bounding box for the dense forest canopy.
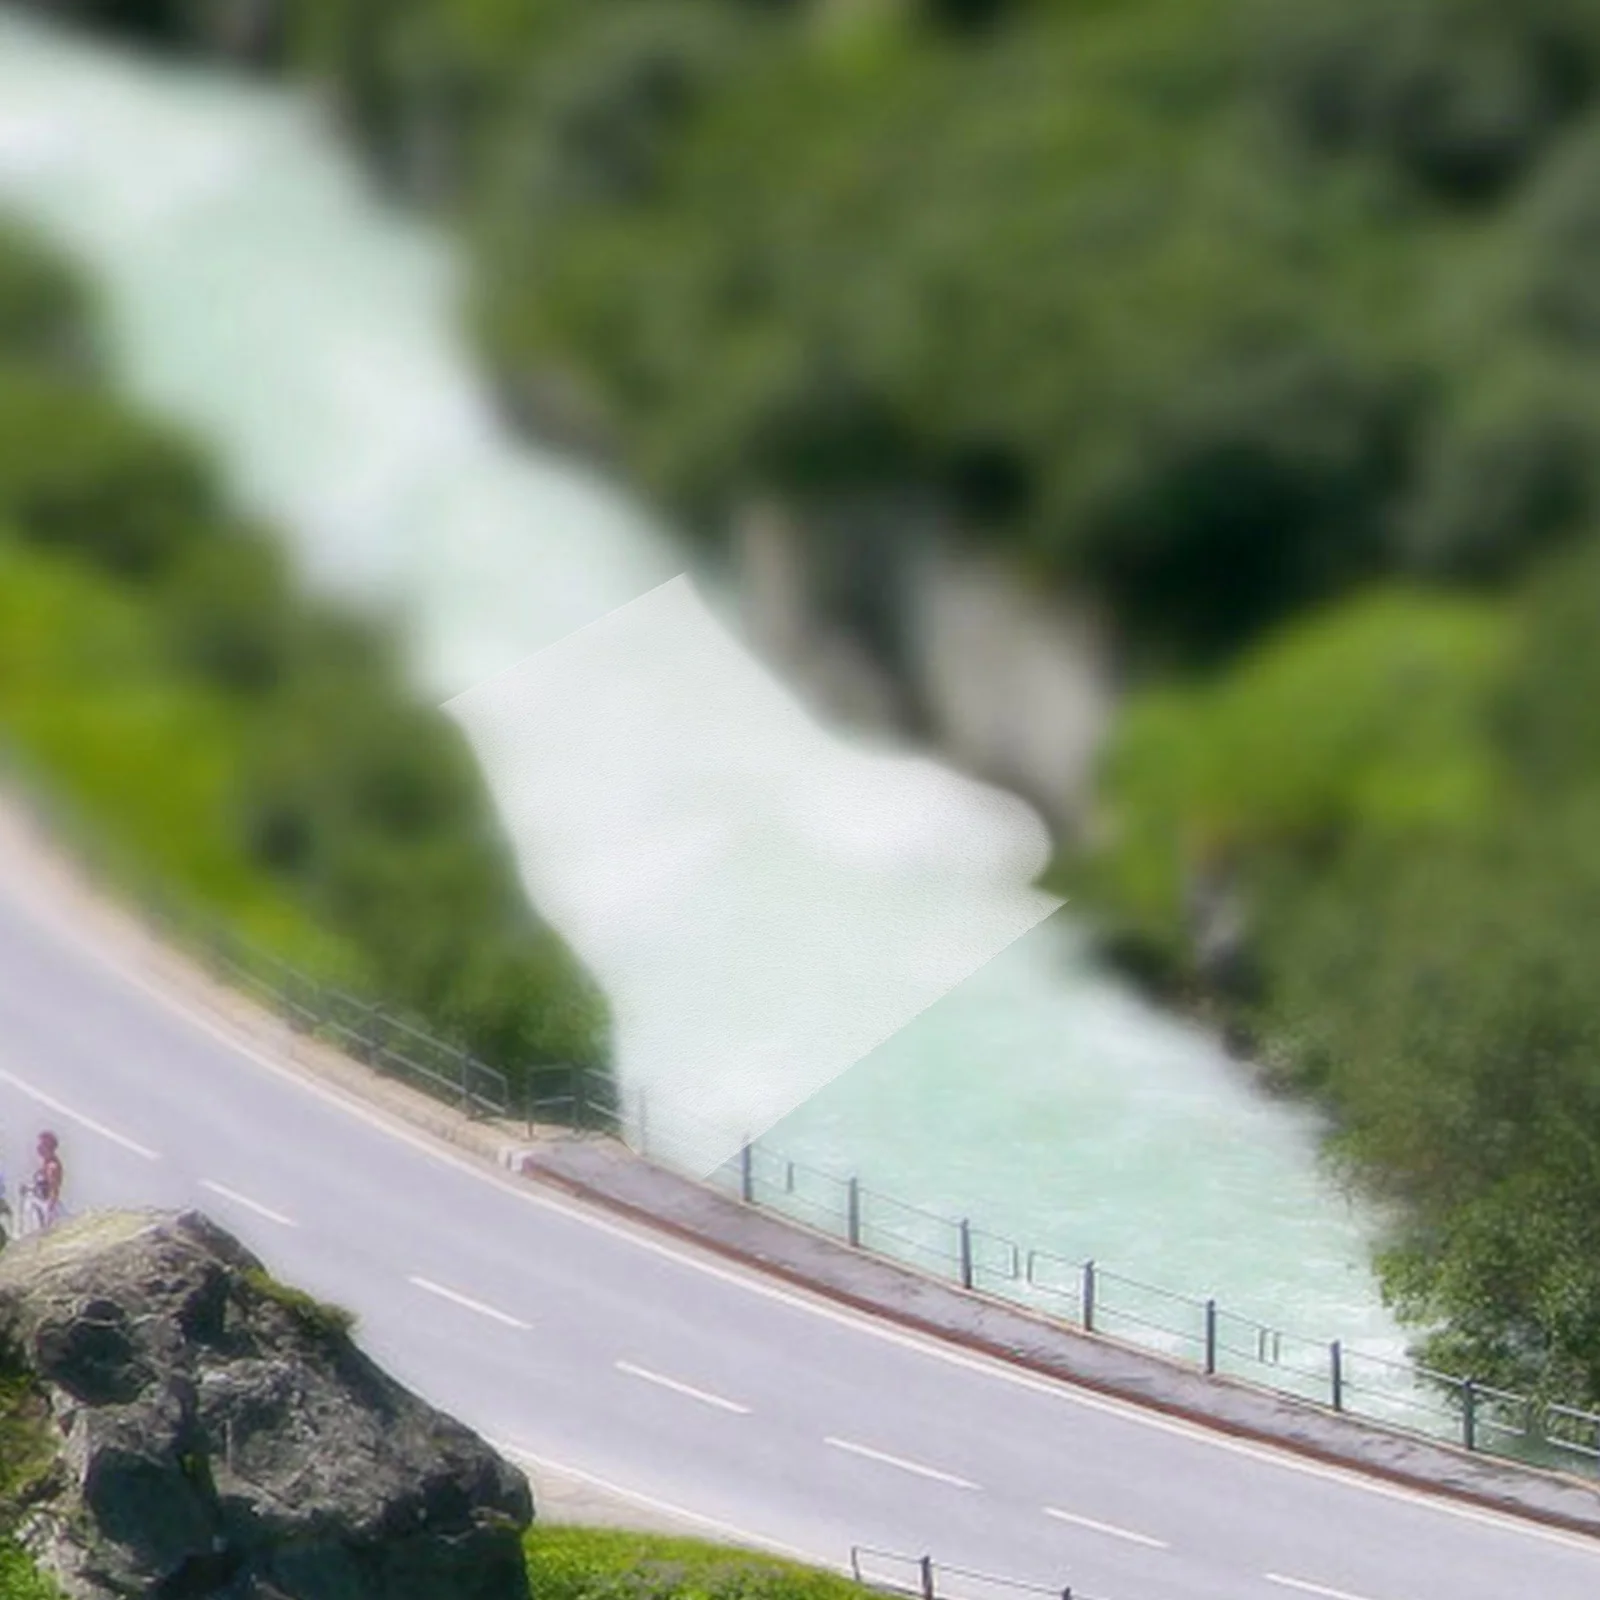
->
[268,0,1600,667]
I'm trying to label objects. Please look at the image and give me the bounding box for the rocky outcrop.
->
[734,501,1116,839]
[0,1210,532,1600]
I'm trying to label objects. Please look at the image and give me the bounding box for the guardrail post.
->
[637,1087,649,1156]
[1330,1340,1344,1412]
[1204,1299,1218,1375]
[919,1555,936,1600]
[1463,1379,1478,1452]
[847,1178,861,1248]
[740,1141,755,1204]
[958,1219,974,1290]
[1083,1260,1096,1332]
[575,1068,589,1132]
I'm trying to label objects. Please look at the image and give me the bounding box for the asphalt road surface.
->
[2,855,1598,1600]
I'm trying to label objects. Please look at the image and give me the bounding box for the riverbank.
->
[0,2,1412,1346]
[0,220,608,1099]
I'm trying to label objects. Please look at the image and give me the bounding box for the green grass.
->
[241,1267,359,1341]
[0,1546,59,1600]
[0,1367,63,1600]
[1064,584,1510,973]
[0,534,364,977]
[522,1528,866,1600]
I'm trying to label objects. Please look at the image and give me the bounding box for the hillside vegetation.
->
[259,0,1600,1407]
[0,223,608,1091]
[32,0,1600,1404]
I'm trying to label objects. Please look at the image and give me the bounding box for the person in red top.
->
[29,1131,64,1233]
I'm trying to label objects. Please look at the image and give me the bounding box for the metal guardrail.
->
[709,1132,1600,1481]
[0,744,622,1139]
[850,1546,1103,1600]
[12,744,1600,1485]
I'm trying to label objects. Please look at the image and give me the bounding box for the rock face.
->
[733,502,1116,839]
[0,1210,532,1600]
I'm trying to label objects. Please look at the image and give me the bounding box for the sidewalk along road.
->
[3,849,1600,1600]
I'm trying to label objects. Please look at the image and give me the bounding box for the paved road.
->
[2,860,1599,1600]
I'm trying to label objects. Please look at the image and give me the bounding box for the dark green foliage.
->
[0,377,215,580]
[1079,541,1600,1400]
[248,0,1600,660]
[0,226,92,375]
[241,1268,358,1340]
[0,1361,62,1600]
[1263,0,1600,203]
[62,0,1600,662]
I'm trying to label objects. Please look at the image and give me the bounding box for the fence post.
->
[847,1177,861,1248]
[958,1219,975,1290]
[740,1141,755,1205]
[1204,1299,1218,1376]
[919,1555,936,1600]
[1463,1379,1478,1452]
[1082,1260,1097,1333]
[1330,1340,1344,1412]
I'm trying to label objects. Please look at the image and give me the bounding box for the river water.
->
[0,9,1405,1359]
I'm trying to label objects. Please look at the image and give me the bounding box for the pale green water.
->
[0,10,1407,1363]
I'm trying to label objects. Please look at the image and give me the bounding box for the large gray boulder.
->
[0,1210,532,1600]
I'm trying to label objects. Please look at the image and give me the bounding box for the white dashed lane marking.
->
[1042,1505,1170,1550]
[408,1276,532,1330]
[823,1436,979,1490]
[1266,1574,1393,1600]
[0,1063,161,1160]
[199,1179,296,1228]
[614,1360,753,1415]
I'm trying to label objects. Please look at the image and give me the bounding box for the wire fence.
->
[706,1130,1600,1482]
[850,1546,1097,1600]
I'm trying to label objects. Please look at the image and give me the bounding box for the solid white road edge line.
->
[823,1436,979,1490]
[1265,1574,1391,1600]
[615,1360,752,1415]
[0,1061,161,1160]
[10,870,1600,1558]
[1042,1506,1169,1550]
[489,1441,839,1569]
[407,1276,532,1330]
[198,1179,297,1228]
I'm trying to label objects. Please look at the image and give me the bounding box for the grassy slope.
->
[523,1527,865,1600]
[0,533,363,975]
